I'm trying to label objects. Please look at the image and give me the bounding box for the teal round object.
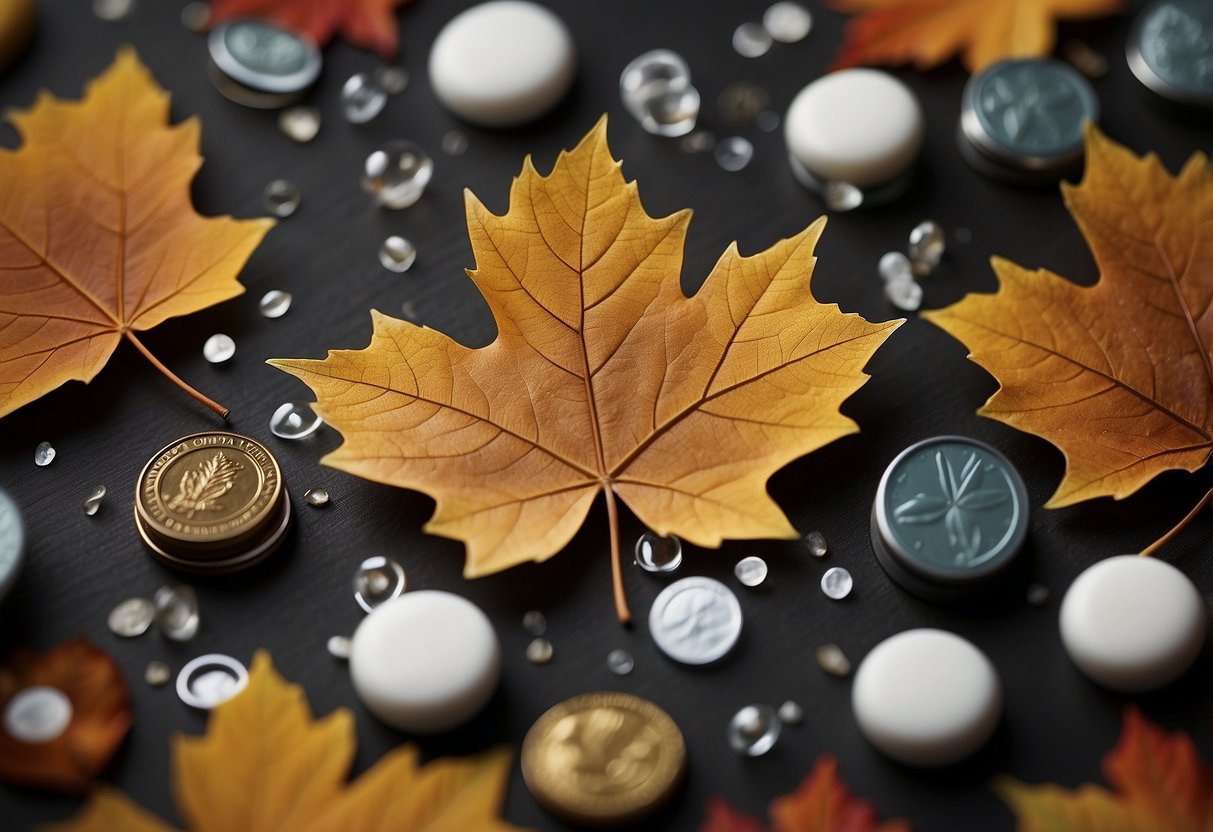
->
[0,489,25,603]
[871,437,1029,601]
[1129,0,1213,107]
[207,19,321,107]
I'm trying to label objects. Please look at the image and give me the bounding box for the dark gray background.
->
[1,1,1210,829]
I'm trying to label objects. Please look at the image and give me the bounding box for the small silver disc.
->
[648,576,742,665]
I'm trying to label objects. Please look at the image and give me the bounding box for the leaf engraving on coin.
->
[893,450,1008,564]
[167,452,243,519]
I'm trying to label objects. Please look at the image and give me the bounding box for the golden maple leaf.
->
[995,708,1212,831]
[829,0,1124,72]
[0,48,274,420]
[49,652,524,832]
[270,119,901,622]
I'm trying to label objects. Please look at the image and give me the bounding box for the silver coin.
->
[107,597,155,638]
[648,576,742,665]
[176,654,249,710]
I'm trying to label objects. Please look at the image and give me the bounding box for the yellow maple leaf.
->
[0,48,274,420]
[47,652,524,832]
[829,0,1124,72]
[270,119,901,621]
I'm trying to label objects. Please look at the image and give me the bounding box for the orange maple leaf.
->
[829,0,1124,72]
[209,0,412,59]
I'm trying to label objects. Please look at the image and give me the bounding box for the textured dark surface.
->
[1,1,1211,830]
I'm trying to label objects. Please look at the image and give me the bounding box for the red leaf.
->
[209,0,413,59]
[771,756,912,832]
[701,797,767,832]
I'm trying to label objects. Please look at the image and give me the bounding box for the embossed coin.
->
[522,691,686,826]
[648,576,742,665]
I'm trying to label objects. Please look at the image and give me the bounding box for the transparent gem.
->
[756,110,780,132]
[734,556,768,587]
[180,1,210,32]
[821,567,853,600]
[607,648,634,675]
[884,275,923,312]
[442,130,469,156]
[353,556,406,613]
[763,2,813,42]
[154,585,200,642]
[262,180,300,218]
[522,610,547,635]
[362,141,433,209]
[3,687,72,743]
[635,531,682,573]
[823,181,863,212]
[727,704,781,756]
[526,637,554,665]
[278,106,320,143]
[327,635,352,660]
[203,334,235,364]
[733,22,773,58]
[145,661,171,688]
[259,289,292,318]
[379,236,417,273]
[816,643,852,676]
[82,485,106,517]
[715,136,753,172]
[304,488,330,507]
[34,441,55,467]
[1027,583,1051,607]
[374,65,409,95]
[270,402,323,439]
[879,251,913,284]
[908,220,945,276]
[108,597,155,638]
[778,700,804,725]
[680,130,716,153]
[619,49,699,137]
[340,72,387,123]
[94,0,135,22]
[804,530,828,558]
[717,82,770,126]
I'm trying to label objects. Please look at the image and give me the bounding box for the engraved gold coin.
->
[521,691,686,826]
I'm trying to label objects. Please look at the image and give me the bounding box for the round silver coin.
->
[0,490,24,604]
[648,576,743,665]
[207,19,322,108]
[176,654,249,710]
[107,597,156,638]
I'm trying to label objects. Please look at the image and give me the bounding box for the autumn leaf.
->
[828,0,1124,72]
[700,755,911,832]
[0,48,274,420]
[209,0,412,59]
[49,652,524,832]
[0,639,131,793]
[270,118,901,622]
[995,707,1213,831]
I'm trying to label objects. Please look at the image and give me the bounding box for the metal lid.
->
[207,19,320,100]
[0,490,24,603]
[1127,0,1213,108]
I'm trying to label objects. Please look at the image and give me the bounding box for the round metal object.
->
[648,576,742,665]
[207,19,321,108]
[0,490,25,604]
[1127,0,1213,108]
[176,654,249,710]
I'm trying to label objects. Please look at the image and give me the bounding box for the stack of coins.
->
[134,432,291,573]
[207,20,321,108]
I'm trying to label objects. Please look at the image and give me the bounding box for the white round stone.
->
[350,591,501,733]
[428,1,575,127]
[784,69,923,188]
[1059,555,1205,692]
[852,629,1001,767]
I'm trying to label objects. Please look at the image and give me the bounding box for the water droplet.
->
[353,556,406,613]
[908,220,945,276]
[82,485,106,517]
[108,597,155,638]
[777,700,804,725]
[635,531,682,573]
[756,110,780,132]
[374,65,409,94]
[804,530,828,558]
[270,402,323,439]
[259,289,292,318]
[262,179,300,218]
[1027,583,1051,607]
[362,141,433,209]
[763,2,813,42]
[180,1,210,31]
[823,181,863,212]
[304,488,330,507]
[680,130,716,153]
[93,0,135,22]
[203,333,235,364]
[879,251,913,284]
[884,275,923,312]
[717,82,770,126]
[607,649,634,675]
[340,72,387,123]
[816,643,852,677]
[379,236,417,273]
[278,106,320,143]
[3,686,73,743]
[522,610,547,635]
[732,22,773,58]
[821,567,853,600]
[327,635,352,660]
[34,441,55,467]
[442,130,469,156]
[727,704,781,756]
[526,637,554,665]
[619,50,699,137]
[734,556,768,587]
[154,585,200,642]
[714,136,753,172]
[145,661,171,688]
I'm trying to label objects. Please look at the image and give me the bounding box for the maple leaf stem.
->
[604,486,632,626]
[1138,483,1213,557]
[124,331,230,420]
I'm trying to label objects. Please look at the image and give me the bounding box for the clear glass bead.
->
[680,130,716,153]
[715,136,753,172]
[180,1,209,32]
[270,402,323,439]
[635,531,682,573]
[379,236,417,273]
[733,22,773,58]
[259,290,292,318]
[526,637,554,665]
[607,648,634,675]
[727,704,781,756]
[442,130,469,156]
[778,700,804,725]
[326,635,352,660]
[764,2,813,43]
[340,72,387,123]
[816,643,852,676]
[353,556,406,613]
[362,141,433,209]
[522,610,547,635]
[884,275,923,312]
[202,333,235,364]
[734,556,768,587]
[823,181,863,212]
[804,530,828,558]
[145,661,171,687]
[879,251,913,283]
[821,567,853,600]
[303,488,330,507]
[278,106,320,143]
[374,65,409,95]
[82,485,106,517]
[1026,583,1051,607]
[717,82,770,126]
[619,50,699,137]
[908,220,946,276]
[93,0,135,22]
[34,441,55,467]
[3,686,73,743]
[108,597,155,638]
[263,180,300,218]
[154,585,200,642]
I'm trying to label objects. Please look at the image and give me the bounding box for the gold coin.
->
[134,495,291,574]
[521,691,686,826]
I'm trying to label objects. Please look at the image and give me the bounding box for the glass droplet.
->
[154,585,200,642]
[379,236,417,273]
[442,130,469,156]
[526,637,554,665]
[278,106,320,143]
[374,65,409,95]
[884,275,923,312]
[34,441,55,467]
[635,531,682,573]
[777,699,804,725]
[763,2,813,43]
[607,648,634,675]
[823,181,863,212]
[879,251,913,284]
[263,179,300,218]
[727,704,781,756]
[362,141,433,209]
[353,556,406,613]
[680,130,716,154]
[304,488,330,507]
[1026,583,1051,607]
[145,661,171,688]
[202,333,235,364]
[259,289,292,318]
[714,136,753,172]
[93,0,135,22]
[180,2,209,31]
[270,402,323,440]
[733,22,773,58]
[82,485,106,517]
[804,530,828,558]
[619,50,699,137]
[756,110,780,132]
[340,72,387,123]
[717,82,770,126]
[3,686,73,743]
[821,567,853,600]
[734,556,768,587]
[108,597,155,638]
[816,643,852,677]
[522,610,547,636]
[908,220,945,276]
[327,635,352,660]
